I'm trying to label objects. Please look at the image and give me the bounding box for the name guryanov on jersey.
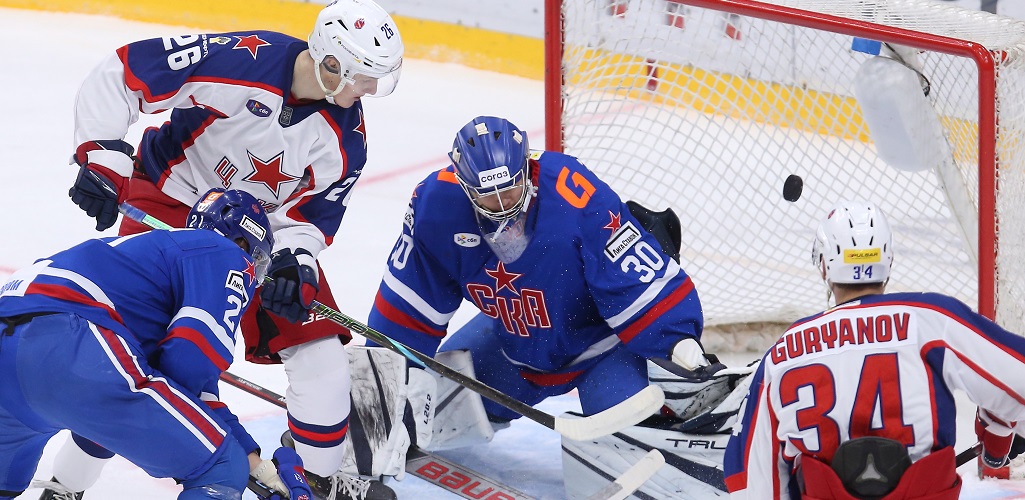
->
[771,309,911,363]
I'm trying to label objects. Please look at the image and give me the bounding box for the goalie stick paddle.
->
[218,371,534,500]
[119,202,663,440]
[583,449,666,500]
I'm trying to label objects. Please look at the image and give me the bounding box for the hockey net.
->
[546,0,1025,351]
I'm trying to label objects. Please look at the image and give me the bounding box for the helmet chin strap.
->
[313,61,346,100]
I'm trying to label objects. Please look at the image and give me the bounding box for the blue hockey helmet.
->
[449,116,533,222]
[188,188,274,282]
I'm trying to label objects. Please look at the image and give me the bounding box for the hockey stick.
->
[219,371,534,500]
[956,442,982,468]
[118,202,663,441]
[584,449,666,500]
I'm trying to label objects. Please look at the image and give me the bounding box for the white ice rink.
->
[0,7,1021,499]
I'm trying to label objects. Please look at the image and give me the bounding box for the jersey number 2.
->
[778,353,914,460]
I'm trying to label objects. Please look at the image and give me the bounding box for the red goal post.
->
[545,0,1025,346]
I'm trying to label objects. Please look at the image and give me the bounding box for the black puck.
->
[783,174,803,202]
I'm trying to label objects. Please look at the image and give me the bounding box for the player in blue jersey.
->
[0,189,312,500]
[363,116,709,455]
[59,1,400,498]
[725,201,1025,499]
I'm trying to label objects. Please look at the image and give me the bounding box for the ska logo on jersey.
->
[232,34,270,59]
[466,262,551,338]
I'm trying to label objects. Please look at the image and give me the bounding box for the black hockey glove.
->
[1010,434,1025,461]
[261,248,319,323]
[68,139,135,231]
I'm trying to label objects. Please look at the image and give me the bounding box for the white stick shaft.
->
[585,449,666,500]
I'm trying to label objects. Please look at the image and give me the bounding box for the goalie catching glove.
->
[251,446,313,500]
[262,248,319,323]
[68,139,135,231]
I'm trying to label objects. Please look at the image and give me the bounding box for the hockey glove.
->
[261,248,319,323]
[670,337,712,371]
[976,409,1018,474]
[69,139,135,231]
[252,446,313,500]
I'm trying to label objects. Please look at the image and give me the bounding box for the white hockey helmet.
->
[308,0,404,98]
[811,200,893,285]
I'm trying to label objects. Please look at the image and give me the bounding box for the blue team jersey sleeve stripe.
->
[170,306,234,352]
[161,326,231,371]
[616,275,696,344]
[606,259,681,328]
[373,291,446,337]
[381,271,457,326]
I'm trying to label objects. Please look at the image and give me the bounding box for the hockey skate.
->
[33,477,84,500]
[280,431,396,500]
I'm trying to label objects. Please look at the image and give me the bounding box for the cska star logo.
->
[233,34,271,59]
[243,150,299,198]
[467,263,551,338]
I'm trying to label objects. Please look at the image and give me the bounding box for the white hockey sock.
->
[53,435,110,491]
[280,337,351,477]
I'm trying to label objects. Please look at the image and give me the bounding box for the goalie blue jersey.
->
[368,150,703,374]
[0,229,259,451]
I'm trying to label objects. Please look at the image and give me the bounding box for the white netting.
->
[557,0,1025,340]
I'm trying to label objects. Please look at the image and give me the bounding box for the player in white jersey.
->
[725,200,1025,499]
[54,1,400,499]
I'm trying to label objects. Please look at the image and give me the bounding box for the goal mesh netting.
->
[549,0,1025,347]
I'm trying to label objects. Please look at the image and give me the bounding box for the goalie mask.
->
[308,0,404,100]
[450,116,537,263]
[811,200,893,285]
[188,188,274,283]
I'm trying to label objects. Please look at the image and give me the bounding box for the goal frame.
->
[543,0,999,320]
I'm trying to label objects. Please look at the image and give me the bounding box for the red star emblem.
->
[353,108,367,149]
[603,211,622,234]
[243,151,299,198]
[233,34,270,59]
[241,256,257,286]
[485,261,523,295]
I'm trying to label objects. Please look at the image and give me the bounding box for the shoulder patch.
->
[529,150,543,160]
[604,221,641,262]
[226,270,249,301]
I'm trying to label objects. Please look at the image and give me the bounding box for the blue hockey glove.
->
[261,248,319,323]
[253,447,313,500]
[68,139,135,231]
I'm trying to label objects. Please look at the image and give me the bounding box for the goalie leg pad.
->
[343,346,411,479]
[423,349,496,451]
[278,336,351,477]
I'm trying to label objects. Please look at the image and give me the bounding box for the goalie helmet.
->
[811,200,893,285]
[450,116,532,222]
[188,188,274,282]
[308,0,404,98]
[449,116,536,262]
